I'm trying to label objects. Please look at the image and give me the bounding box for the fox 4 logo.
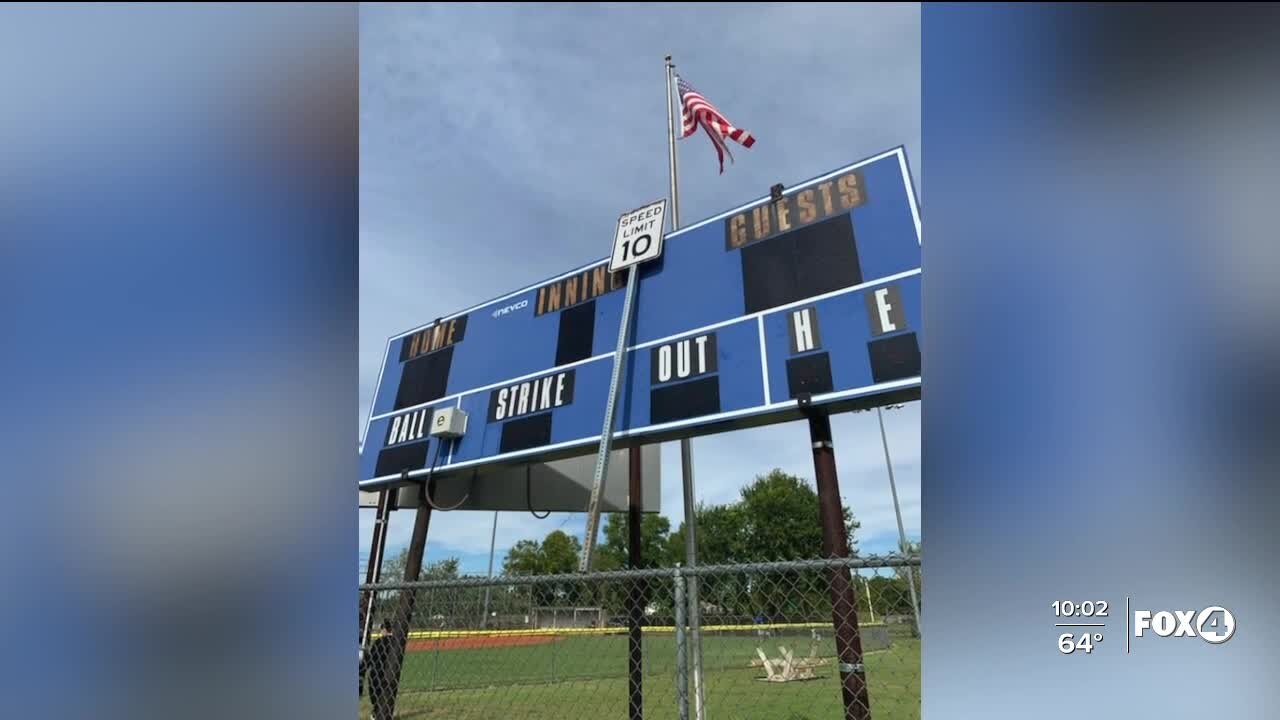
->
[1133,606,1236,644]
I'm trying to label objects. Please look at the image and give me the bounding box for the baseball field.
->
[360,626,920,719]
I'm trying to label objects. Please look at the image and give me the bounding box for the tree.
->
[668,502,752,621]
[667,469,860,565]
[588,514,674,620]
[372,548,461,631]
[501,539,545,576]
[380,547,460,582]
[381,547,407,582]
[894,540,922,616]
[668,470,863,620]
[423,557,460,580]
[668,502,748,565]
[501,530,582,576]
[596,512,671,570]
[868,575,915,615]
[500,530,585,610]
[737,468,859,560]
[540,530,582,574]
[502,470,858,575]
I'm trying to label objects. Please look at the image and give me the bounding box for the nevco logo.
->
[492,299,529,319]
[1133,606,1236,644]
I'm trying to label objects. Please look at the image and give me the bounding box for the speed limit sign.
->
[608,199,667,273]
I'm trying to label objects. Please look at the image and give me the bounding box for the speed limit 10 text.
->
[614,202,664,267]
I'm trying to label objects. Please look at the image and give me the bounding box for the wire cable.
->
[526,464,551,519]
[417,438,469,511]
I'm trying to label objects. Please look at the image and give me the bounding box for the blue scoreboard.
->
[359,146,921,491]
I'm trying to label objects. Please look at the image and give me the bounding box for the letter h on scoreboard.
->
[785,306,834,397]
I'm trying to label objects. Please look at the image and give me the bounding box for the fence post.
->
[674,565,689,720]
[550,614,558,684]
[430,589,442,691]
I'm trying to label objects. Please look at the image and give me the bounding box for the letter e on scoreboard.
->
[865,285,906,336]
[789,307,822,354]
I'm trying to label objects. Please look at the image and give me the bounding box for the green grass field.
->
[361,628,919,719]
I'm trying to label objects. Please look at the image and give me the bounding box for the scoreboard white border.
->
[358,146,921,484]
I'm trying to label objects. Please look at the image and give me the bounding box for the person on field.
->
[360,619,400,720]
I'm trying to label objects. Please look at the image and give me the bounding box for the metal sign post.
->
[580,200,667,572]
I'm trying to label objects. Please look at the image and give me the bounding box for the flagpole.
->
[665,56,681,226]
[666,53,705,720]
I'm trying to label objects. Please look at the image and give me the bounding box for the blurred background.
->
[922,3,1279,717]
[1,4,358,719]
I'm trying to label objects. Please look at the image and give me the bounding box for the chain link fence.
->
[358,554,920,720]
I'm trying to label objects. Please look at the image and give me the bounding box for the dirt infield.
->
[405,634,558,652]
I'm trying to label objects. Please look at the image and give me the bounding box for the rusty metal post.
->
[806,409,871,720]
[382,482,434,718]
[627,447,644,720]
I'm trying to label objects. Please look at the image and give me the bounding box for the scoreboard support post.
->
[805,406,872,720]
[627,447,645,720]
[384,486,435,718]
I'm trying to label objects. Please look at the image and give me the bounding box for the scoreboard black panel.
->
[500,413,554,453]
[650,376,722,425]
[786,352,835,398]
[740,213,863,315]
[395,345,455,410]
[868,332,921,384]
[556,300,597,366]
[374,440,431,478]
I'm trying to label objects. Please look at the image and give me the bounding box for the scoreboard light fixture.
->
[430,407,469,439]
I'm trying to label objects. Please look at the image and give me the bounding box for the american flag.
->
[676,74,756,174]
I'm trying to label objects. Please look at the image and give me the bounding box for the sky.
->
[359,3,921,576]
